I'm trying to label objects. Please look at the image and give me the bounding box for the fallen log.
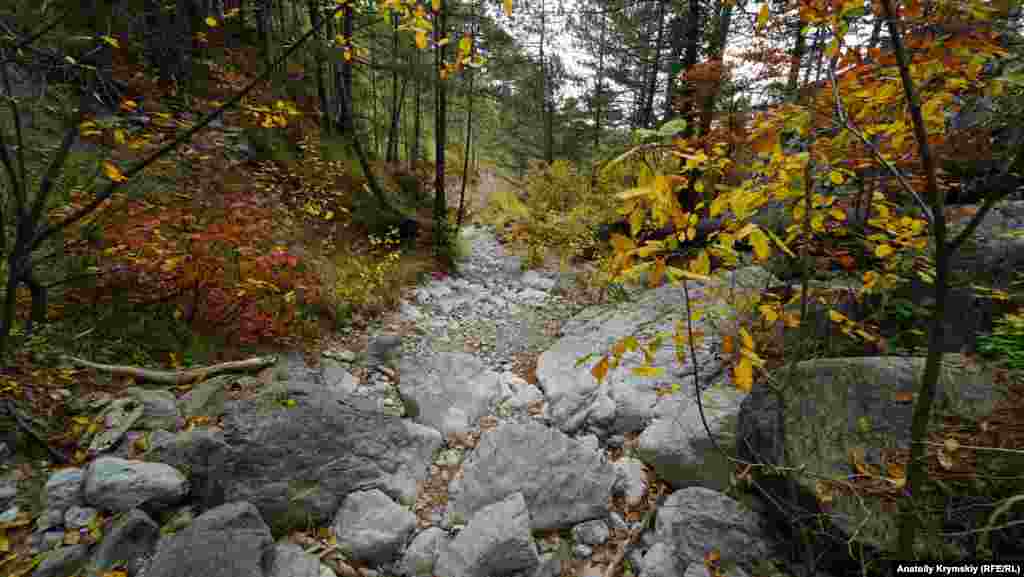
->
[62,354,279,386]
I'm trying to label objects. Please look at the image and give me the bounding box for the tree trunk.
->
[457,1,478,231]
[412,48,422,169]
[679,0,701,138]
[388,78,409,163]
[644,0,666,129]
[663,15,686,122]
[786,18,806,99]
[697,0,734,140]
[308,0,330,134]
[539,0,553,164]
[433,0,449,256]
[387,12,401,163]
[591,12,606,190]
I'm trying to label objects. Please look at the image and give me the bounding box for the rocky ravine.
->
[4,215,1016,577]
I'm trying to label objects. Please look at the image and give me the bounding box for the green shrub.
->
[977,312,1024,369]
[243,127,299,163]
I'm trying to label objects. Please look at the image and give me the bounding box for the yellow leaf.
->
[863,270,879,290]
[206,16,219,27]
[722,334,734,354]
[0,531,7,553]
[459,35,472,54]
[650,257,666,288]
[849,447,877,476]
[937,449,955,470]
[815,480,833,505]
[438,36,450,46]
[829,207,847,221]
[759,304,778,323]
[734,223,756,239]
[756,4,770,30]
[432,0,441,12]
[504,0,513,16]
[631,366,666,378]
[944,437,960,453]
[667,266,711,282]
[624,336,640,351]
[888,461,906,481]
[101,35,120,48]
[591,356,610,383]
[612,340,627,358]
[629,209,645,237]
[875,244,894,258]
[810,213,825,232]
[738,327,754,350]
[103,161,128,183]
[733,357,753,392]
[690,250,710,276]
[415,30,428,49]
[828,309,849,323]
[749,228,771,261]
[829,171,844,185]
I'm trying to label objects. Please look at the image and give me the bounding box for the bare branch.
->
[826,57,933,226]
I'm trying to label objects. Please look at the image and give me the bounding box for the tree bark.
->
[643,0,666,129]
[433,0,449,256]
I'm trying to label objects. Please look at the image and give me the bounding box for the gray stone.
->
[737,354,1000,555]
[368,333,404,366]
[44,467,85,512]
[0,477,16,509]
[685,562,751,577]
[448,421,616,530]
[145,428,229,511]
[573,520,610,546]
[63,505,98,529]
[607,512,628,531]
[35,508,64,532]
[83,457,188,513]
[399,527,448,577]
[179,376,231,419]
[140,502,274,577]
[87,508,159,576]
[124,387,181,431]
[398,352,503,436]
[502,256,524,275]
[31,544,91,577]
[636,385,746,490]
[611,458,647,505]
[521,271,557,292]
[436,492,539,577]
[653,487,769,570]
[639,542,684,577]
[331,489,416,565]
[219,375,441,531]
[573,544,593,559]
[267,542,335,577]
[536,268,768,434]
[88,398,144,455]
[0,505,18,523]
[530,553,562,577]
[321,359,359,396]
[576,434,600,454]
